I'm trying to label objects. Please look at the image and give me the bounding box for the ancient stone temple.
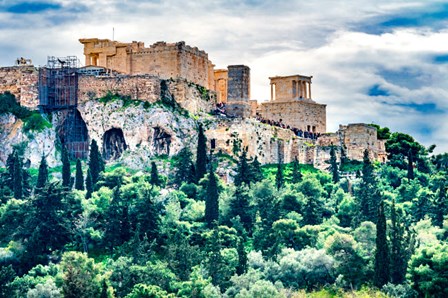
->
[258,74,327,133]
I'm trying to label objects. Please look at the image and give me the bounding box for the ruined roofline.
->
[269,74,313,80]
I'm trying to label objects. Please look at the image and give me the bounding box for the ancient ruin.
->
[0,36,387,170]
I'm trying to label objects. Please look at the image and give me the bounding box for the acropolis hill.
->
[0,37,387,172]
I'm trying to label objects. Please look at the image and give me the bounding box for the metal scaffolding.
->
[38,56,79,110]
[38,56,89,159]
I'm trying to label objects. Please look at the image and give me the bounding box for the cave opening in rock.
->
[153,127,171,156]
[103,128,127,160]
[58,109,89,159]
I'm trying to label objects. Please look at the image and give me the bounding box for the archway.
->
[153,127,171,156]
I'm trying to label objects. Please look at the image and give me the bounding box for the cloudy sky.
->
[0,0,447,152]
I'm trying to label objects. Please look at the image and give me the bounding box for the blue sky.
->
[0,0,447,153]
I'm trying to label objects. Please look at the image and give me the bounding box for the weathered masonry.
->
[258,74,327,133]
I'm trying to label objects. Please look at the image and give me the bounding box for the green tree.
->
[205,166,219,227]
[195,123,207,182]
[60,252,103,298]
[13,151,23,199]
[329,145,339,183]
[88,139,104,185]
[125,284,175,298]
[134,182,159,241]
[75,159,84,191]
[291,157,302,184]
[357,149,381,223]
[389,199,409,284]
[386,132,426,176]
[174,147,196,186]
[374,200,389,287]
[228,185,253,233]
[0,265,16,298]
[62,146,71,188]
[407,243,448,297]
[275,161,284,190]
[300,177,324,225]
[235,147,251,187]
[85,169,93,199]
[150,161,162,187]
[433,177,447,227]
[35,155,49,194]
[104,186,131,250]
[249,156,264,184]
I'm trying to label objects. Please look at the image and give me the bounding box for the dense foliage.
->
[0,125,447,297]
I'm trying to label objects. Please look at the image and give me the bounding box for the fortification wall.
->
[80,39,214,89]
[0,66,39,109]
[77,75,215,114]
[206,118,317,165]
[258,100,326,133]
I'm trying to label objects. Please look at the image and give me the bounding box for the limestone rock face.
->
[0,113,58,167]
[77,99,198,169]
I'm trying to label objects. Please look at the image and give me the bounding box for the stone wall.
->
[80,38,215,89]
[258,100,326,133]
[214,69,228,103]
[0,66,39,109]
[77,74,160,104]
[226,65,251,117]
[206,118,317,165]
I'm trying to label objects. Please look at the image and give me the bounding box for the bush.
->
[0,92,31,119]
[23,112,52,133]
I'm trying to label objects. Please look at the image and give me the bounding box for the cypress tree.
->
[236,236,248,275]
[275,161,284,190]
[228,185,253,233]
[12,151,23,200]
[374,200,390,287]
[135,184,159,241]
[75,159,84,191]
[62,146,71,188]
[195,123,207,182]
[235,148,250,186]
[205,165,219,227]
[174,147,196,186]
[150,161,161,187]
[89,139,104,185]
[390,199,406,284]
[85,169,93,199]
[291,156,302,184]
[357,149,381,223]
[6,151,17,190]
[249,156,263,184]
[35,155,48,194]
[407,149,414,180]
[329,145,339,183]
[433,180,447,227]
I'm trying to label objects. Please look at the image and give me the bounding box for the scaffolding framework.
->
[39,56,89,159]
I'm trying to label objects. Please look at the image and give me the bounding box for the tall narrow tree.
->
[149,161,161,187]
[12,151,23,200]
[88,139,104,185]
[390,199,406,284]
[374,200,390,287]
[407,149,414,180]
[62,146,71,188]
[249,156,263,184]
[291,156,302,184]
[85,169,93,199]
[228,185,253,233]
[205,165,219,227]
[357,149,381,223]
[195,123,207,182]
[174,147,196,186]
[235,148,250,186]
[35,155,48,194]
[75,159,84,191]
[329,145,339,183]
[275,161,284,190]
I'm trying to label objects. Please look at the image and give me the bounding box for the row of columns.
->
[293,80,311,99]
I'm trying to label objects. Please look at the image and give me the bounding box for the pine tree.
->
[207,226,223,286]
[104,187,131,250]
[236,236,248,275]
[291,156,302,184]
[195,123,207,182]
[62,146,71,188]
[205,165,219,227]
[374,200,390,287]
[433,180,447,227]
[88,139,104,185]
[135,183,159,240]
[35,155,48,194]
[75,159,84,191]
[12,151,23,200]
[275,161,284,190]
[329,145,339,183]
[407,149,414,180]
[149,161,161,187]
[85,169,93,199]
[390,199,407,284]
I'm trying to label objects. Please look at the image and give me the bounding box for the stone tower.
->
[225,65,251,118]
